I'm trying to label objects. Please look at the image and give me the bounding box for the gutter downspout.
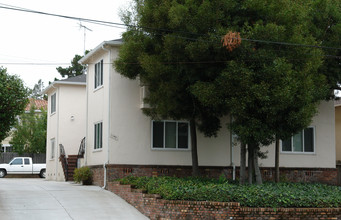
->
[85,71,89,167]
[101,44,111,189]
[56,86,60,181]
[230,115,236,181]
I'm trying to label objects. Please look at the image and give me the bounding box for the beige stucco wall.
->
[275,101,335,168]
[46,87,59,180]
[46,84,86,181]
[84,44,335,169]
[58,85,86,155]
[336,105,341,162]
[85,49,111,166]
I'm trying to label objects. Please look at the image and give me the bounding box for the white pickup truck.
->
[0,157,46,178]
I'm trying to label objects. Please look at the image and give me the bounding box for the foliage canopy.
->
[10,103,47,154]
[0,67,29,143]
[115,0,340,178]
[56,54,86,78]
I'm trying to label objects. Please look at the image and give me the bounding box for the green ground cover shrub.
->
[73,166,93,185]
[117,176,341,208]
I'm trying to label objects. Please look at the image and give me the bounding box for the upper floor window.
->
[95,60,103,89]
[94,122,103,149]
[51,93,56,114]
[281,127,314,153]
[152,120,190,150]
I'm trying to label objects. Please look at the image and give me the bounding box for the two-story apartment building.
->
[76,39,336,187]
[43,75,86,181]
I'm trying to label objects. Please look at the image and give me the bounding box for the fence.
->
[0,153,46,163]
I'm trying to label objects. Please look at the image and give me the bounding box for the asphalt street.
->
[0,178,149,220]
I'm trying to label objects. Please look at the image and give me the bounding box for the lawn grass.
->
[117,176,341,208]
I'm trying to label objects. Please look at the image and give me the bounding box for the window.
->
[152,121,190,149]
[94,122,103,149]
[24,158,30,165]
[11,158,22,165]
[50,138,55,159]
[281,127,314,153]
[51,93,56,114]
[1,145,13,153]
[95,60,103,89]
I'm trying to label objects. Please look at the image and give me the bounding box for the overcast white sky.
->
[0,0,131,89]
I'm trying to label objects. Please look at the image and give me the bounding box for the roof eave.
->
[79,40,122,64]
[42,81,86,94]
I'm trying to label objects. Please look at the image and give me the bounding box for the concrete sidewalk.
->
[0,178,149,220]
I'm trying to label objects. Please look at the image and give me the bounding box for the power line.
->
[2,53,340,66]
[0,63,69,65]
[1,4,341,51]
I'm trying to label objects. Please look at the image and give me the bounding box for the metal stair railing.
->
[78,137,86,159]
[59,144,68,181]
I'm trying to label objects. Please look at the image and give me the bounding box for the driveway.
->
[0,178,149,220]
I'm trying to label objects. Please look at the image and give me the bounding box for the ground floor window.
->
[94,122,103,149]
[1,145,13,153]
[281,127,314,153]
[50,138,55,159]
[152,120,190,149]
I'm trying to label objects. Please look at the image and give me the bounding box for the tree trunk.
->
[248,144,253,184]
[253,146,263,185]
[240,142,246,184]
[275,138,280,183]
[190,119,199,177]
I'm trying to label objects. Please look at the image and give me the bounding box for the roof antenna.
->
[78,21,93,56]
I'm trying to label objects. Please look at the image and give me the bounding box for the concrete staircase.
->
[66,155,78,181]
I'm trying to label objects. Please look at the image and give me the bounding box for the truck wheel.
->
[0,169,6,178]
[39,169,46,178]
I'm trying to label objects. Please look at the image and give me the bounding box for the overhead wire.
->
[0,3,341,51]
[0,3,340,67]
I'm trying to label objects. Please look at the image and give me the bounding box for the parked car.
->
[0,157,46,178]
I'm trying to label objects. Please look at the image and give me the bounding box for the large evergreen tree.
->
[115,0,233,176]
[115,0,340,179]
[56,54,86,78]
[191,0,338,183]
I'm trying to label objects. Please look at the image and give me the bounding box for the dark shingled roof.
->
[60,74,86,83]
[111,39,123,43]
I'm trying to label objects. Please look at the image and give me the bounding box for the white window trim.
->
[280,126,316,154]
[94,121,103,151]
[50,138,55,160]
[151,120,191,151]
[94,60,103,90]
[93,85,104,93]
[50,93,56,115]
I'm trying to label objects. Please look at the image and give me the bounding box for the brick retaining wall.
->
[90,165,105,187]
[88,164,338,187]
[108,181,341,220]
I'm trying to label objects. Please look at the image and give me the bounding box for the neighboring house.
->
[43,75,86,181]
[1,98,47,153]
[335,99,341,162]
[77,40,336,186]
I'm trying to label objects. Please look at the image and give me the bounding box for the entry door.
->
[22,158,32,174]
[8,158,24,174]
